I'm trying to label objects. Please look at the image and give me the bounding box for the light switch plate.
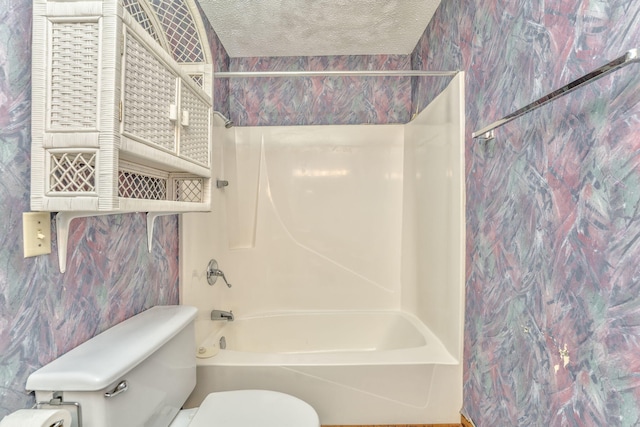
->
[23,212,52,257]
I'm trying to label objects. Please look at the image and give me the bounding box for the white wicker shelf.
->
[31,0,213,272]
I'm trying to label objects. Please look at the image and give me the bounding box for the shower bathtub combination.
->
[186,311,460,425]
[181,74,465,424]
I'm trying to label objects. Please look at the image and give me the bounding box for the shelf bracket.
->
[55,211,117,274]
[55,211,179,273]
[146,212,179,253]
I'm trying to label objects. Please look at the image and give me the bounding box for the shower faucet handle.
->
[215,269,232,288]
[206,259,232,287]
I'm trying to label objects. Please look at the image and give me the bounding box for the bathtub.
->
[184,311,462,425]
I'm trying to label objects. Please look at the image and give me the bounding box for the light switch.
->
[23,212,51,257]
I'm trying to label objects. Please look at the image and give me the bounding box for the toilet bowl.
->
[23,306,320,427]
[170,390,319,427]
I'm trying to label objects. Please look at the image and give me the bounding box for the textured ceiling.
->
[197,0,441,58]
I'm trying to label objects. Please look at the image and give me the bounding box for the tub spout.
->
[211,310,234,321]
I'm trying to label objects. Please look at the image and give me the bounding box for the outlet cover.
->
[23,212,52,257]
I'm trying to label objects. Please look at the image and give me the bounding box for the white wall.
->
[181,122,405,340]
[401,74,465,359]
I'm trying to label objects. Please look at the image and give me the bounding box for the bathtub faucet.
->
[211,310,234,321]
[206,259,232,288]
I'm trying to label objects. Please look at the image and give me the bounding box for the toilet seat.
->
[181,390,320,427]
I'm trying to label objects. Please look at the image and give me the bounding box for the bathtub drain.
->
[219,336,226,350]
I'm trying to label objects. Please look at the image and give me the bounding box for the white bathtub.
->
[185,311,462,425]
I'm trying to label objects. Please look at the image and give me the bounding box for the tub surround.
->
[182,75,464,424]
[183,122,406,317]
[401,73,465,359]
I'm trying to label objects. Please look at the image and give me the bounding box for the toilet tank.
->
[26,305,198,427]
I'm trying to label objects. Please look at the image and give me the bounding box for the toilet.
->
[24,306,319,427]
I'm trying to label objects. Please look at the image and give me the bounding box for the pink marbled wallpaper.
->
[0,0,231,415]
[228,55,413,126]
[194,0,230,113]
[414,0,640,425]
[8,0,636,423]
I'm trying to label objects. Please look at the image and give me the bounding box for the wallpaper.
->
[413,0,640,425]
[7,0,639,423]
[228,55,413,126]
[0,0,232,415]
[195,0,230,114]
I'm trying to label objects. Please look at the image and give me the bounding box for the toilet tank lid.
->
[26,305,197,392]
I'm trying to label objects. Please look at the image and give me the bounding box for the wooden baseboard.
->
[323,424,461,427]
[322,414,473,427]
[322,414,475,427]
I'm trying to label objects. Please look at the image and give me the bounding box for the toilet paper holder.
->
[34,392,83,427]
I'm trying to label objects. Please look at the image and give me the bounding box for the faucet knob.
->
[206,259,232,287]
[215,269,232,288]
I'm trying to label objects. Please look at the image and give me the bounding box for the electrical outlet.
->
[23,212,52,257]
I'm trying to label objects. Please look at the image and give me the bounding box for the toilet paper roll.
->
[0,409,72,427]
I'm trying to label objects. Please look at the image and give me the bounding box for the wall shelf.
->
[31,0,213,272]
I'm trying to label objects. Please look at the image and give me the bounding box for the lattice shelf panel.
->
[118,163,204,203]
[189,73,204,88]
[122,0,162,45]
[118,170,168,200]
[173,177,204,202]
[148,0,205,63]
[49,152,97,193]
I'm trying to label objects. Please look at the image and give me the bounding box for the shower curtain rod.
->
[472,48,640,141]
[214,70,459,78]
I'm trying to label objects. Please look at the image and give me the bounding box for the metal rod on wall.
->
[472,48,640,141]
[215,70,459,78]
